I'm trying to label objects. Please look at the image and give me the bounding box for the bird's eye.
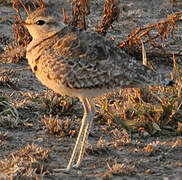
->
[36,20,45,25]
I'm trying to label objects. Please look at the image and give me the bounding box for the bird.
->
[23,7,174,172]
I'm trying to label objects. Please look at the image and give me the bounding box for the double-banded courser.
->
[24,7,174,172]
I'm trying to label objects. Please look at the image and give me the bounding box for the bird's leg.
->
[54,98,91,172]
[73,98,95,168]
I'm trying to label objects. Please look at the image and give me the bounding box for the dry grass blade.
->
[96,0,120,35]
[37,0,45,9]
[141,39,147,66]
[63,7,69,24]
[18,0,31,14]
[12,0,23,21]
[85,0,90,14]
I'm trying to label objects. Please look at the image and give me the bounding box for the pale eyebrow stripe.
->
[47,21,59,26]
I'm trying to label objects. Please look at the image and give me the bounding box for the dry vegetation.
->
[0,143,50,179]
[0,0,182,179]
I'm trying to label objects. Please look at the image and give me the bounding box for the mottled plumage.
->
[24,7,173,172]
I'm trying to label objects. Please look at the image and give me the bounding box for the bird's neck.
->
[26,31,59,53]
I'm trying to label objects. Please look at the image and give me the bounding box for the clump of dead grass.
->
[96,0,120,35]
[0,131,12,146]
[95,129,131,153]
[110,129,131,148]
[102,159,133,178]
[40,91,73,115]
[128,141,160,156]
[96,93,131,131]
[0,73,17,89]
[0,143,50,179]
[0,116,19,129]
[41,115,77,137]
[0,96,20,128]
[63,0,90,29]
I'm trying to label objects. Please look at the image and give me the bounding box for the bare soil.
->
[0,0,182,179]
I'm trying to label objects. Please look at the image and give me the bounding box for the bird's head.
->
[23,8,65,40]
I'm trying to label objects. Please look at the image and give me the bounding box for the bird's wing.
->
[41,28,158,89]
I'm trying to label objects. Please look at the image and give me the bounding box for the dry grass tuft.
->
[96,0,120,35]
[142,143,160,155]
[41,115,77,137]
[63,0,90,29]
[96,129,131,152]
[129,141,160,156]
[96,129,131,151]
[0,97,20,128]
[0,116,18,129]
[0,73,17,89]
[103,160,133,178]
[0,143,50,179]
[1,41,26,63]
[108,163,132,175]
[0,131,12,146]
[40,91,73,115]
[111,129,131,148]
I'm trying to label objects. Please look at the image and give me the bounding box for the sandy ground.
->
[0,0,182,179]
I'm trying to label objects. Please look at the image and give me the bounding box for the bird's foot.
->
[73,164,79,169]
[53,164,80,173]
[53,168,70,174]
